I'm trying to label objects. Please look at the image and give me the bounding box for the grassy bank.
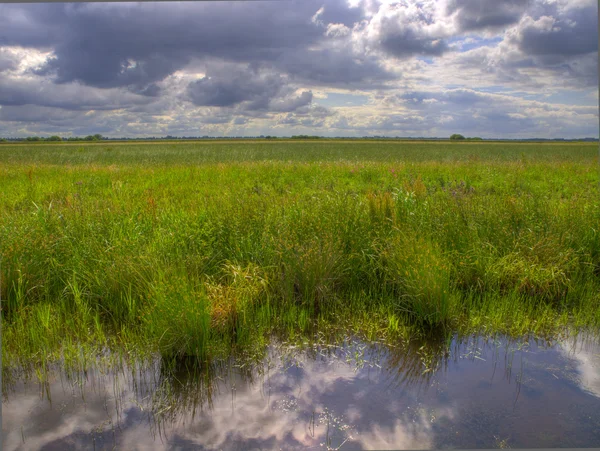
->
[1,140,599,378]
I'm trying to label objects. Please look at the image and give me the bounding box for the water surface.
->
[3,334,600,450]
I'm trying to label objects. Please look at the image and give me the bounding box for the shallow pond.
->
[3,334,600,450]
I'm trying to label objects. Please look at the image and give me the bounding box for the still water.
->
[3,334,600,450]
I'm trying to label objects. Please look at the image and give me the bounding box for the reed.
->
[1,140,598,377]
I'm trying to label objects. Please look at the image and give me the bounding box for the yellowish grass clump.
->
[207,263,267,330]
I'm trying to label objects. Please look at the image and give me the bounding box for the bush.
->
[450,134,465,140]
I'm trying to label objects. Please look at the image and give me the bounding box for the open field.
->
[1,140,599,378]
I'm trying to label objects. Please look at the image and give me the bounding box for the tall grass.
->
[1,141,599,377]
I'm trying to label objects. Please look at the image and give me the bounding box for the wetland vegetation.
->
[1,140,599,385]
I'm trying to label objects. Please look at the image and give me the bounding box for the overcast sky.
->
[0,0,597,138]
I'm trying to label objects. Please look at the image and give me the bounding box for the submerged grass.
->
[1,140,599,381]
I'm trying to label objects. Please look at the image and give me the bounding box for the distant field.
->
[1,139,596,165]
[1,140,599,376]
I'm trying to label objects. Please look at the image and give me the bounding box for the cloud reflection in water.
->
[3,335,600,450]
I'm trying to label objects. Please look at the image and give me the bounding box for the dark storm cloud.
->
[514,7,598,57]
[0,105,78,123]
[38,52,187,95]
[446,0,530,31]
[187,67,284,109]
[270,91,313,112]
[186,65,313,113]
[277,48,393,86]
[133,83,162,98]
[0,1,391,94]
[0,2,324,90]
[0,4,66,48]
[0,77,152,110]
[380,33,448,58]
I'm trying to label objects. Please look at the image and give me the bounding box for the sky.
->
[0,0,597,139]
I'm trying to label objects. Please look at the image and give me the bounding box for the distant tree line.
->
[450,134,483,141]
[290,135,323,139]
[0,134,105,143]
[0,134,597,143]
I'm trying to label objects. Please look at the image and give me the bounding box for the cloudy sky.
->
[0,0,597,138]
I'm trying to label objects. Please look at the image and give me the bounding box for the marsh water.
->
[3,334,600,450]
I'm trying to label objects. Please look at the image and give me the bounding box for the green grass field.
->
[1,140,599,378]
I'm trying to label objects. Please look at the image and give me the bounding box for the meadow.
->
[1,140,599,380]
